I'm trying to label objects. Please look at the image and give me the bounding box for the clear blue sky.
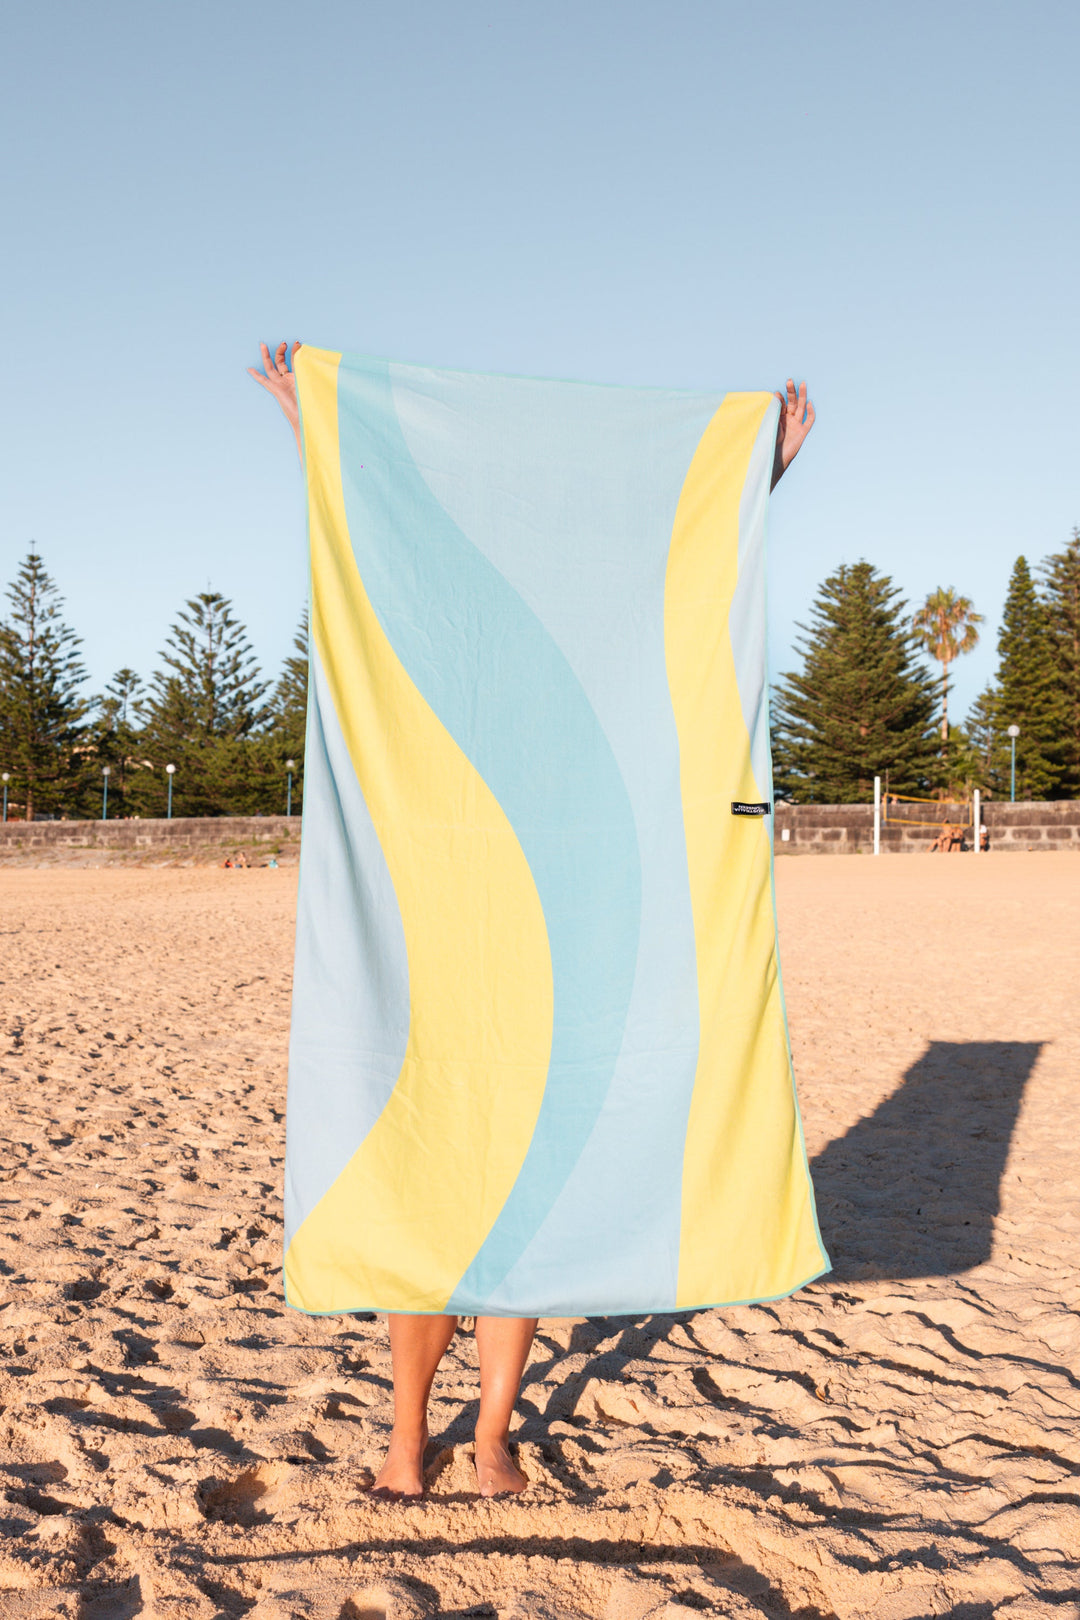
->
[2,1,1077,722]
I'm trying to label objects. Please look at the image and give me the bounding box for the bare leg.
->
[372,1313,458,1496]
[473,1315,537,1495]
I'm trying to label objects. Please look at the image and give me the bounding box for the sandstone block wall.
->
[0,816,301,867]
[773,800,1080,854]
[0,803,1076,866]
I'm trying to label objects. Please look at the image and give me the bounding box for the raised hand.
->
[771,378,816,488]
[248,341,302,454]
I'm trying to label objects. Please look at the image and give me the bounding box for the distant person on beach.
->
[929,823,966,854]
[251,339,816,1499]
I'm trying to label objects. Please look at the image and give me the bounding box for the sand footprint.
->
[251,1580,431,1620]
[196,1460,290,1525]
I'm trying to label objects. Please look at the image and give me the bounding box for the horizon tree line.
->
[2,533,1079,820]
[0,550,307,821]
[772,529,1080,803]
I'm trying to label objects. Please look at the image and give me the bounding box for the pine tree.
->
[142,592,270,744]
[933,722,987,799]
[994,556,1063,800]
[192,734,296,817]
[0,551,88,820]
[136,592,271,817]
[965,684,1007,794]
[92,668,146,817]
[105,666,144,729]
[1041,528,1080,796]
[772,561,938,802]
[270,609,308,762]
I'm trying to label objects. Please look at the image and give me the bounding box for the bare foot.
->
[474,1436,527,1496]
[371,1424,427,1497]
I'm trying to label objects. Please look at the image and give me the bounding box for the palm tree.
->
[912,587,984,745]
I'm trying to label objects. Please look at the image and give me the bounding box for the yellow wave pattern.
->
[666,394,826,1308]
[284,347,554,1314]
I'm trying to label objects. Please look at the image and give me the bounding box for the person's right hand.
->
[771,379,815,489]
[248,341,302,453]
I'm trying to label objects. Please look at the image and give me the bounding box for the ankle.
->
[389,1419,428,1445]
[474,1426,510,1449]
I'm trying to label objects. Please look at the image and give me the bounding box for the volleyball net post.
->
[873,775,881,856]
[973,788,981,855]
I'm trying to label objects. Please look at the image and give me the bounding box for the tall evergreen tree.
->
[1041,528,1080,796]
[994,556,1063,799]
[142,592,269,744]
[772,560,938,802]
[0,551,88,819]
[270,609,308,761]
[936,721,986,799]
[136,592,271,816]
[92,668,146,816]
[261,608,308,816]
[965,683,1006,794]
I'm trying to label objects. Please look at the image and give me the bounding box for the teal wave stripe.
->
[335,355,642,1311]
[389,363,715,1314]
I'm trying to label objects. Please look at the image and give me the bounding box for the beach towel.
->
[283,347,829,1318]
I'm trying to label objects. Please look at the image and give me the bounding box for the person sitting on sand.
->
[250,338,817,1499]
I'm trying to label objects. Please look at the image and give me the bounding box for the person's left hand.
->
[772,379,815,487]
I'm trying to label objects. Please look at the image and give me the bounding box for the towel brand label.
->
[731,801,771,816]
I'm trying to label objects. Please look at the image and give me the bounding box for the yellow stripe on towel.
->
[284,347,554,1314]
[666,393,825,1308]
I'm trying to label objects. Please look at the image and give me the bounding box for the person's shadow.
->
[809,1040,1042,1279]
[426,1040,1042,1489]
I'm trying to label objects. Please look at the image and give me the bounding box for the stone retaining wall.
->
[1,804,1076,866]
[773,800,1080,854]
[0,816,301,867]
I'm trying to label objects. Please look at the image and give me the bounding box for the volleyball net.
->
[882,793,972,829]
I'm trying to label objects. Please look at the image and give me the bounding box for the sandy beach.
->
[1,852,1078,1619]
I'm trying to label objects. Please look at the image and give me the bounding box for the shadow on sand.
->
[810,1039,1042,1279]
[430,1041,1043,1462]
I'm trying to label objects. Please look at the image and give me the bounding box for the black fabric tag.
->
[731,801,771,816]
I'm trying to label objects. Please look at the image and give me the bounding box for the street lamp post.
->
[285,759,297,818]
[165,763,176,819]
[101,766,110,821]
[1,773,8,823]
[1007,724,1020,803]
